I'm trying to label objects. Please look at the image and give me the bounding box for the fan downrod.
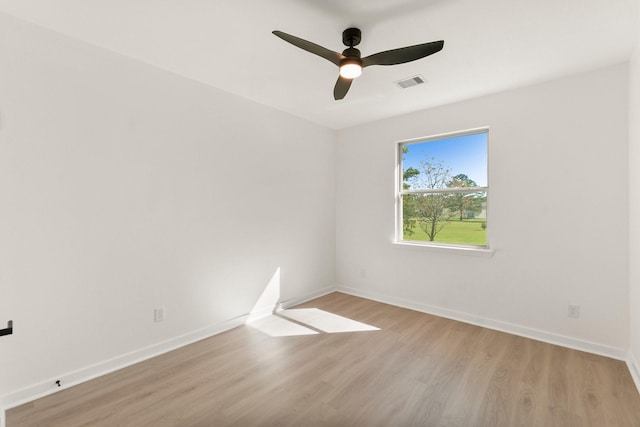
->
[342,28,361,47]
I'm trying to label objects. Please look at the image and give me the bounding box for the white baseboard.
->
[0,285,337,420]
[1,315,248,413]
[627,351,640,395]
[336,285,627,361]
[278,286,337,310]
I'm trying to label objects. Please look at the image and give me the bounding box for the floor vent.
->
[395,75,426,89]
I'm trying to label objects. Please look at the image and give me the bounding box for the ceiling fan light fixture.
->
[339,60,362,79]
[272,28,444,99]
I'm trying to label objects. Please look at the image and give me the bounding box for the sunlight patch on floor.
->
[247,313,319,337]
[247,307,380,337]
[280,308,380,333]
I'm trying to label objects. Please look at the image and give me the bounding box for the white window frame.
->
[394,127,493,256]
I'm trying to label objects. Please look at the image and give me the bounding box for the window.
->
[397,128,488,248]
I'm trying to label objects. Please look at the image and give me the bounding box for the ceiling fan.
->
[272,28,444,100]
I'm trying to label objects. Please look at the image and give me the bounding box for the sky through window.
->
[402,132,487,187]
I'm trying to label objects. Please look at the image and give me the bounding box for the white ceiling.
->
[0,0,637,129]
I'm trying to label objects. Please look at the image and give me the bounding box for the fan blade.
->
[334,76,353,100]
[273,30,344,66]
[362,40,444,67]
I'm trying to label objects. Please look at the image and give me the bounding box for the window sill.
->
[392,241,494,257]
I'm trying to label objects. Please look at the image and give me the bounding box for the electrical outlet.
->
[154,307,165,323]
[568,304,580,318]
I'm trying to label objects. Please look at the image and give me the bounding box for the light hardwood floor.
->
[7,292,640,426]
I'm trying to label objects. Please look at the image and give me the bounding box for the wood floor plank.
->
[7,292,640,426]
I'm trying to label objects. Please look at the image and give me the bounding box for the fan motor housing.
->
[342,47,361,59]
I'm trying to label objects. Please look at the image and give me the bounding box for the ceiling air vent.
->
[395,75,426,89]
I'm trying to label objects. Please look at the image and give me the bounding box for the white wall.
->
[336,64,630,357]
[629,0,640,381]
[0,13,335,403]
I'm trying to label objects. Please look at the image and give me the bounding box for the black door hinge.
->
[0,320,13,336]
